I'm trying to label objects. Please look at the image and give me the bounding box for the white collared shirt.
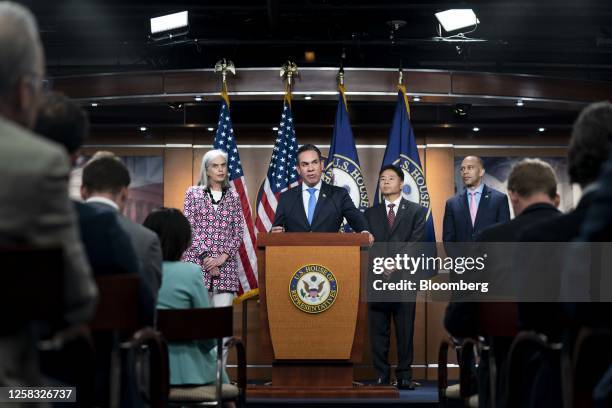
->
[384,196,402,216]
[86,196,120,211]
[302,180,323,220]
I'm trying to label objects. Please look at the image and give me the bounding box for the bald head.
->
[0,2,45,128]
[460,156,485,188]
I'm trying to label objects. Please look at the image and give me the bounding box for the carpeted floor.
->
[246,381,442,407]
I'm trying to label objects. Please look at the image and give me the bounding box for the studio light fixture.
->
[538,127,546,132]
[90,102,98,107]
[304,95,312,100]
[473,127,480,132]
[516,99,524,106]
[413,96,421,102]
[207,127,214,132]
[272,127,279,131]
[435,9,479,33]
[433,9,485,44]
[149,11,189,42]
[194,96,202,102]
[139,126,147,132]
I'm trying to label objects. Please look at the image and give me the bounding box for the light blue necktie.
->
[307,187,317,225]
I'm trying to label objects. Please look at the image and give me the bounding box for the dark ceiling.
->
[20,0,612,81]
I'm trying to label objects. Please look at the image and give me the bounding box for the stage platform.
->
[246,381,441,407]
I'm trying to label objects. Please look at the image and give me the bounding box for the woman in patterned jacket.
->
[182,149,244,310]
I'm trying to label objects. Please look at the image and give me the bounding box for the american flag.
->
[255,97,300,233]
[213,95,259,300]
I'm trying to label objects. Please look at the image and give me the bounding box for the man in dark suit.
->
[272,144,373,242]
[81,156,160,325]
[519,101,612,338]
[365,165,427,390]
[444,159,561,408]
[443,156,510,243]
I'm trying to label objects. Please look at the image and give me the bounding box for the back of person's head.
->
[34,92,89,162]
[82,156,130,195]
[507,158,558,199]
[143,208,191,261]
[568,101,612,187]
[0,2,44,127]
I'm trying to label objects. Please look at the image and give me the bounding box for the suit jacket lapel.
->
[459,190,473,232]
[390,198,408,235]
[379,202,391,238]
[474,185,491,229]
[294,185,310,230]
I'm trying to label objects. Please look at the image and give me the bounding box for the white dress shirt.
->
[384,196,402,216]
[302,180,322,220]
[86,196,120,211]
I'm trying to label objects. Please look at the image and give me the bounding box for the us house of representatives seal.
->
[289,264,338,314]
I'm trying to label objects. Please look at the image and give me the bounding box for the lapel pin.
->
[401,204,406,209]
[322,193,327,198]
[485,195,489,199]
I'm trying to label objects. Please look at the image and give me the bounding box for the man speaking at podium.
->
[271,144,373,242]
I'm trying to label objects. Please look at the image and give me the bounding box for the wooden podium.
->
[248,233,398,398]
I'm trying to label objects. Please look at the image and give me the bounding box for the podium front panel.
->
[266,246,360,360]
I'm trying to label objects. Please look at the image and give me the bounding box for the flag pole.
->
[214,58,235,105]
[280,60,299,103]
[337,65,348,108]
[398,64,411,119]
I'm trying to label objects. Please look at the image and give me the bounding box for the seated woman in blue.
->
[143,208,230,387]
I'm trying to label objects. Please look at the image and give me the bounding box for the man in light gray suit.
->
[81,155,161,325]
[0,1,97,388]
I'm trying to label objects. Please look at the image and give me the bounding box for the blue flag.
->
[377,85,435,241]
[324,86,369,231]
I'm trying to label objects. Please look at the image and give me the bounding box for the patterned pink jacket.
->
[182,186,244,292]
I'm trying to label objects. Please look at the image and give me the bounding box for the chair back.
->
[570,328,612,408]
[91,275,140,331]
[0,246,64,332]
[478,302,519,337]
[157,306,233,342]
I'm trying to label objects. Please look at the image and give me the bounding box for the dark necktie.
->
[387,203,396,227]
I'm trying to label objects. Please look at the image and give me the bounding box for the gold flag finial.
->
[280,60,299,88]
[214,58,236,88]
[337,66,345,87]
[398,66,403,85]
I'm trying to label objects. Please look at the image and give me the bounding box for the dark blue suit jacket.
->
[75,201,155,326]
[74,201,139,276]
[442,184,510,242]
[273,181,368,232]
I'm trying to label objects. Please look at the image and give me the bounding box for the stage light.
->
[304,95,312,100]
[473,127,480,132]
[194,96,202,102]
[272,127,279,131]
[150,11,189,41]
[413,96,421,102]
[90,102,98,107]
[538,127,546,132]
[435,9,479,33]
[140,126,147,132]
[516,99,524,106]
[207,127,214,132]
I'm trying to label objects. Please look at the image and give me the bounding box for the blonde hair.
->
[507,158,558,199]
[198,149,229,188]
